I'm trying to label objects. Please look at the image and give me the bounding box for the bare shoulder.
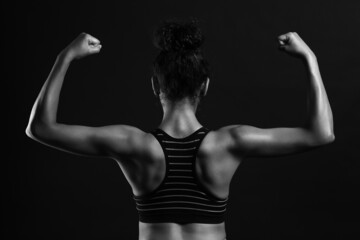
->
[211,124,243,144]
[198,125,242,155]
[101,125,153,158]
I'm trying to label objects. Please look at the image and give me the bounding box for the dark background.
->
[4,0,360,239]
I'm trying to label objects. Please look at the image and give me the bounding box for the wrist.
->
[299,50,317,67]
[58,48,75,63]
[303,51,320,76]
[303,50,317,62]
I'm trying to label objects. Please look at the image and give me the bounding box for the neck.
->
[159,98,202,134]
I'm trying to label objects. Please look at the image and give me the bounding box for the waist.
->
[139,221,226,240]
[134,193,228,224]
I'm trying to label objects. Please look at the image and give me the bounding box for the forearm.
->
[27,52,73,132]
[302,53,334,141]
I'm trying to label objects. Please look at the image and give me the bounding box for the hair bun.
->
[153,18,204,53]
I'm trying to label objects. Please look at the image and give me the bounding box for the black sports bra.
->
[132,126,228,224]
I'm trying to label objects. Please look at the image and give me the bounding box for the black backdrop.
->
[5,0,360,239]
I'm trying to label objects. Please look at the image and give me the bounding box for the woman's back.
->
[113,126,241,240]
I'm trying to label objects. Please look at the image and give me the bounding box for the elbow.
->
[327,133,335,143]
[25,125,32,138]
[309,131,335,146]
[25,121,50,140]
[25,122,39,140]
[320,132,335,145]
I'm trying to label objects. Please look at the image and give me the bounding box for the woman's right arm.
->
[222,32,335,158]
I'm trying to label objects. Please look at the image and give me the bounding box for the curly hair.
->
[152,17,211,104]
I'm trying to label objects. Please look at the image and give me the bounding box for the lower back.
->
[138,222,226,240]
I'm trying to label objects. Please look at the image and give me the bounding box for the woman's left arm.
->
[26,33,146,158]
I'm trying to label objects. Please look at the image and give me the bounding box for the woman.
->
[26,18,334,240]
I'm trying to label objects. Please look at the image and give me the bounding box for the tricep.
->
[221,124,334,158]
[26,122,147,159]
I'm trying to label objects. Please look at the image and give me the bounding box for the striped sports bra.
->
[133,126,228,224]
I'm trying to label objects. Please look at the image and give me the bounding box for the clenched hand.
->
[61,32,102,60]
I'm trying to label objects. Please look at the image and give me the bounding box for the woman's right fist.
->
[61,33,102,60]
[277,32,314,59]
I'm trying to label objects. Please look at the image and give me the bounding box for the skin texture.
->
[26,32,334,240]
